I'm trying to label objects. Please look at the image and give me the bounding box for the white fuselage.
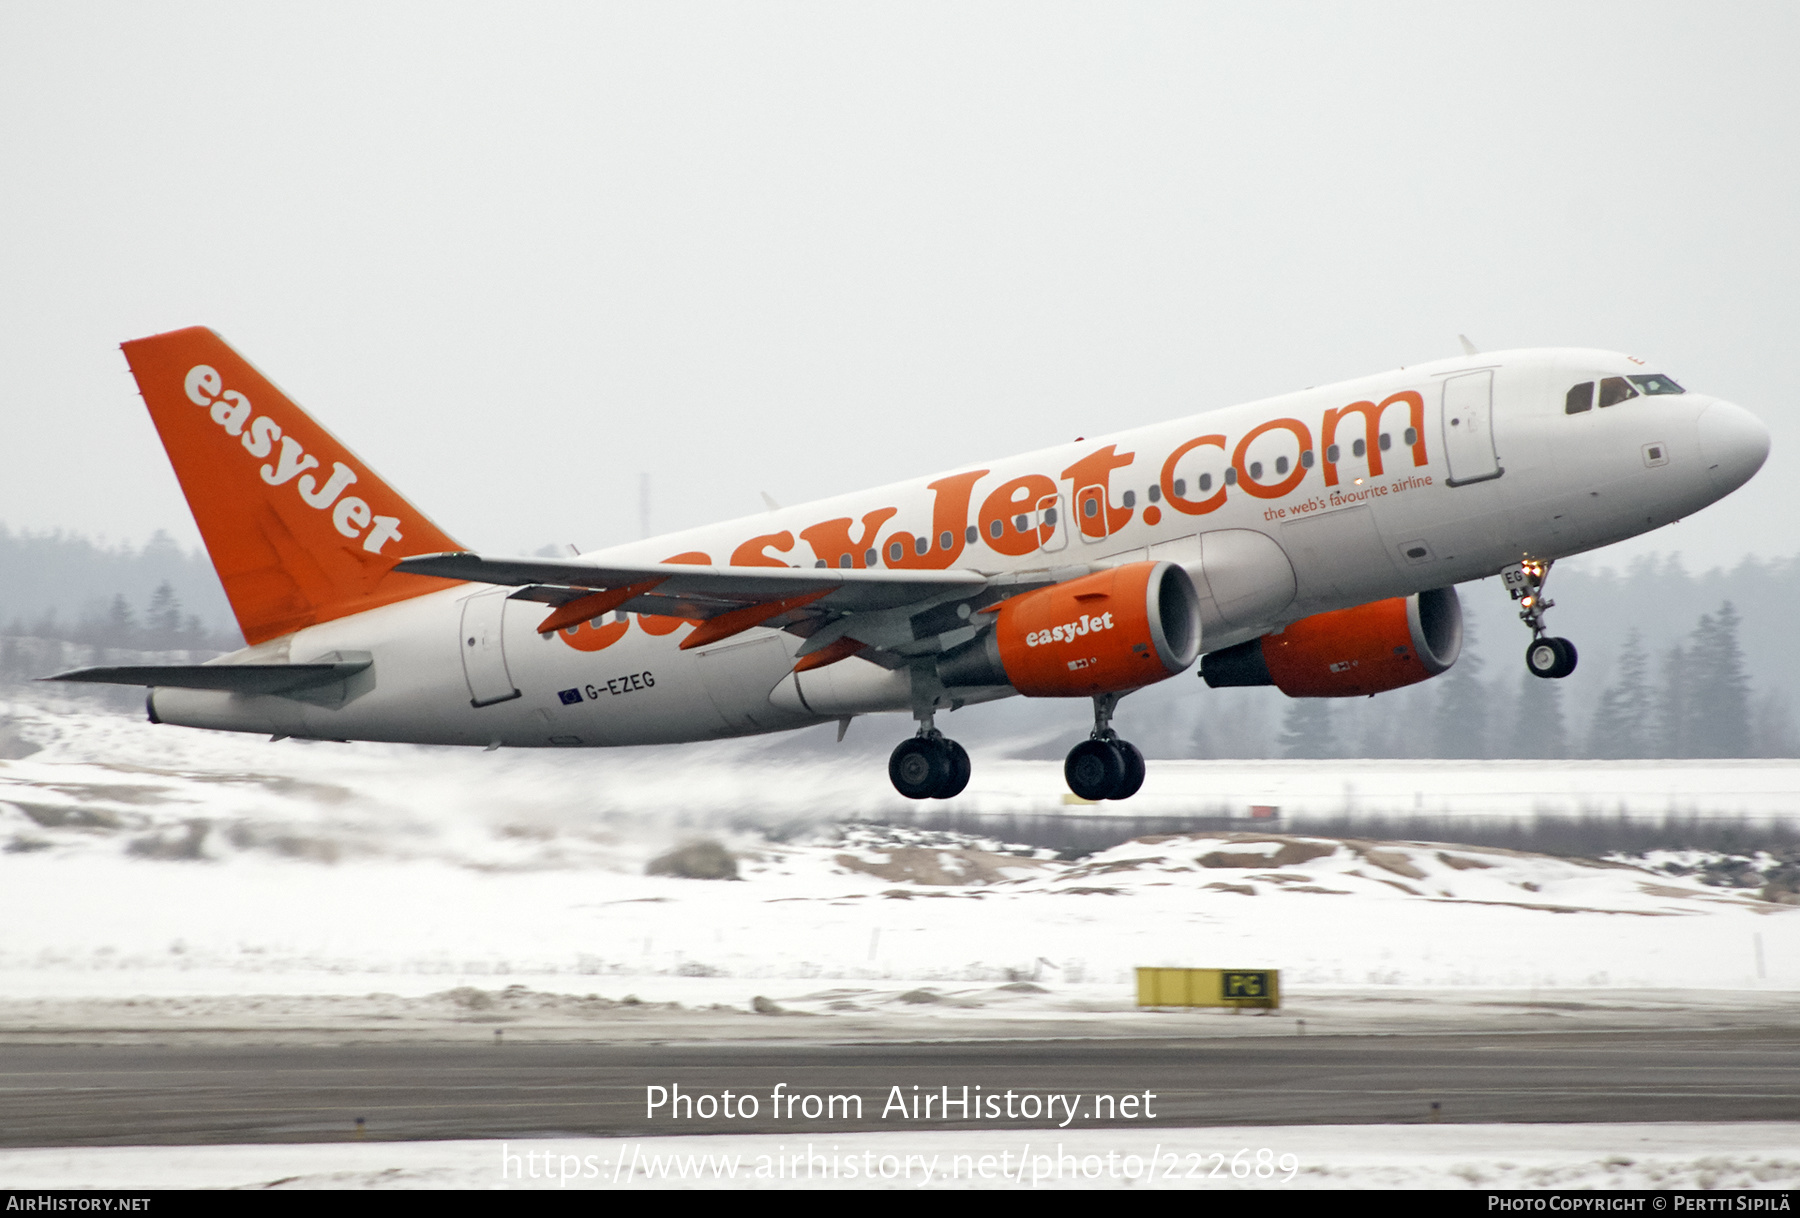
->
[150,348,1769,746]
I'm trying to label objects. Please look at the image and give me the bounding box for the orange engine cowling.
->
[1201,587,1462,697]
[938,561,1201,696]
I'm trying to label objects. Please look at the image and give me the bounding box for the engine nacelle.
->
[1200,586,1462,698]
[939,561,1201,696]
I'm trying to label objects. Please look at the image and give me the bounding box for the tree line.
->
[2,581,240,654]
[1263,599,1792,760]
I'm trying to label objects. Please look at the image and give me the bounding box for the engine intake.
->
[1201,586,1462,697]
[939,561,1201,696]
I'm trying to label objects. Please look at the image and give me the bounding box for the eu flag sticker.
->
[557,688,583,705]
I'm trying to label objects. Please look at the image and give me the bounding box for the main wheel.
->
[1525,636,1578,679]
[939,739,972,799]
[1112,739,1146,800]
[1065,738,1126,801]
[890,736,953,800]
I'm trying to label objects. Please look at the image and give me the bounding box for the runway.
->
[4,1025,1797,1146]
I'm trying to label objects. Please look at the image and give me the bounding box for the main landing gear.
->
[885,694,1148,803]
[889,720,971,801]
[1504,559,1578,679]
[1064,693,1146,802]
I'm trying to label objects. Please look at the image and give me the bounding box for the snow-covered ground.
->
[3,1125,1797,1190]
[3,700,1798,1192]
[0,698,1794,1010]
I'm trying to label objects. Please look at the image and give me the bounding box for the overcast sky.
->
[2,2,1796,570]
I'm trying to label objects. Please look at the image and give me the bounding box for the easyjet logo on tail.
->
[183,365,405,555]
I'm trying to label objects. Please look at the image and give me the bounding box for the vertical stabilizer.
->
[121,326,463,644]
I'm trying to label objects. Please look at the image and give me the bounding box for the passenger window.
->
[1598,377,1639,408]
[1378,433,1391,452]
[1629,373,1685,396]
[1565,382,1594,414]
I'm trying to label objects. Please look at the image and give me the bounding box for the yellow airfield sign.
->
[1136,967,1279,1009]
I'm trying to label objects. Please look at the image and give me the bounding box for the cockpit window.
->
[1565,381,1594,414]
[1628,373,1685,395]
[1598,376,1640,408]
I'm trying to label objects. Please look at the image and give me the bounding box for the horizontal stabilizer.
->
[42,660,371,695]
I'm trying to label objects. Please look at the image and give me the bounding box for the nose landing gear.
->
[1063,693,1147,801]
[1504,559,1578,679]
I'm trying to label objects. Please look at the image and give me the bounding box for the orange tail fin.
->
[122,326,463,645]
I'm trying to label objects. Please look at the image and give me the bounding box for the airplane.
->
[50,328,1770,801]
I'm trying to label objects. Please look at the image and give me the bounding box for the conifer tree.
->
[1752,690,1799,758]
[1187,714,1215,759]
[1508,669,1566,758]
[1686,601,1752,756]
[145,582,183,649]
[1589,629,1650,758]
[103,594,136,648]
[1351,693,1405,758]
[1652,643,1689,757]
[1278,698,1337,759]
[1431,619,1487,758]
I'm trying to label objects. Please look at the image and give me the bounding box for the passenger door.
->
[1440,370,1503,486]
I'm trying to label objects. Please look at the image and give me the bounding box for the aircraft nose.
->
[1697,399,1771,494]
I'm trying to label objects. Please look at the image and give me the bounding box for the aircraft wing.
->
[393,551,1042,662]
[396,552,985,613]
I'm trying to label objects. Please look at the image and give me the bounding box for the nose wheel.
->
[1063,694,1147,801]
[1503,559,1579,680]
[1526,636,1578,679]
[889,732,971,800]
